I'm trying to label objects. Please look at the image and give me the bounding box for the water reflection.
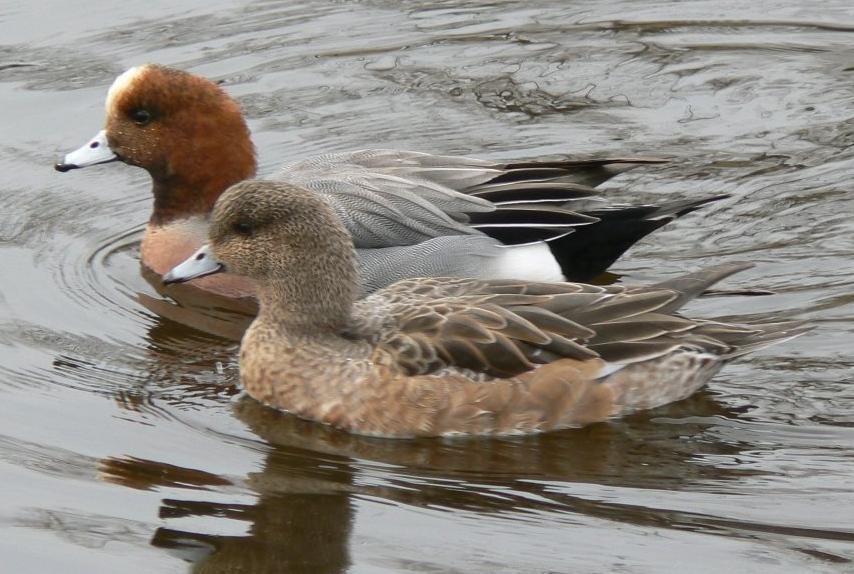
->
[96,389,767,573]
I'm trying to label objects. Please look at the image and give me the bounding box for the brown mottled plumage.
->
[168,180,809,438]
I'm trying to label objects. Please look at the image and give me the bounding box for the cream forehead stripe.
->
[105,66,147,111]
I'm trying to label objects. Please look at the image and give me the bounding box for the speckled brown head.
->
[209,180,360,332]
[104,64,257,223]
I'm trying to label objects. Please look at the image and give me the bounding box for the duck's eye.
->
[129,109,151,126]
[232,221,253,237]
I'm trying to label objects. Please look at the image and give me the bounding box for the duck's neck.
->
[247,278,365,404]
[255,273,358,341]
[149,114,256,226]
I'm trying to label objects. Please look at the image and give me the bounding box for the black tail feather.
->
[546,195,729,282]
[468,206,597,227]
[467,206,598,244]
[583,194,730,221]
[498,157,669,188]
[547,218,671,282]
[468,182,598,204]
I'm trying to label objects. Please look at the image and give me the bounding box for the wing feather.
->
[275,149,659,249]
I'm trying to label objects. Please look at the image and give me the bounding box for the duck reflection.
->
[99,379,756,573]
[100,418,356,573]
[138,264,255,342]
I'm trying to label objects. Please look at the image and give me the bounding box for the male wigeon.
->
[163,180,807,438]
[57,64,727,299]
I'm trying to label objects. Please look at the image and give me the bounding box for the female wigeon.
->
[57,64,727,299]
[163,180,807,438]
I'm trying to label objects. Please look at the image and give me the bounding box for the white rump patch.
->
[493,242,563,282]
[106,65,148,112]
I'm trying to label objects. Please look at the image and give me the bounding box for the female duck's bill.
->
[55,130,117,171]
[162,244,224,284]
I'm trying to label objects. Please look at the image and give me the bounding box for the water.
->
[1,1,853,572]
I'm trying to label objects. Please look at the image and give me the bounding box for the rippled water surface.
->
[2,1,854,572]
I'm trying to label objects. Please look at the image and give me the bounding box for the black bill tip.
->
[162,263,225,285]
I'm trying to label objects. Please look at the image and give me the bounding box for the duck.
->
[57,64,728,299]
[163,180,808,438]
